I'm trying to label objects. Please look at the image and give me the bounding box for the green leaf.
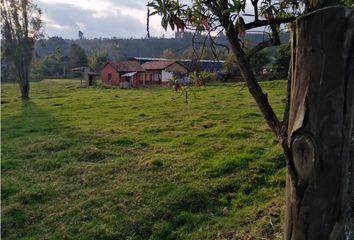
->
[169,18,175,31]
[309,0,319,9]
[149,10,160,16]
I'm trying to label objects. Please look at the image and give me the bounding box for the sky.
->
[36,0,257,40]
[35,0,175,39]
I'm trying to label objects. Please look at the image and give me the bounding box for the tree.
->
[78,30,84,39]
[161,48,176,59]
[69,43,88,68]
[35,36,69,57]
[54,47,62,64]
[88,49,109,72]
[222,52,239,77]
[1,46,16,82]
[1,0,43,99]
[148,0,354,239]
[179,47,195,59]
[37,56,61,76]
[272,44,290,78]
[250,49,270,75]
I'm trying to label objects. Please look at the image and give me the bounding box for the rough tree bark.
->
[17,45,31,100]
[19,79,30,100]
[285,6,354,239]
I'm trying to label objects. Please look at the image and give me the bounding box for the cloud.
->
[35,0,259,39]
[37,0,153,39]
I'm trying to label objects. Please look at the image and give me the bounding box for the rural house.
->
[132,57,224,73]
[72,67,97,86]
[141,60,188,85]
[101,61,145,88]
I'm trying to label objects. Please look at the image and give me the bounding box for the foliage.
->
[223,48,271,79]
[32,56,61,77]
[146,0,300,138]
[33,34,286,64]
[250,49,271,75]
[342,0,354,7]
[147,0,300,34]
[148,1,353,238]
[1,0,43,99]
[180,46,228,60]
[78,30,84,39]
[33,56,61,76]
[189,70,210,85]
[27,33,280,81]
[36,36,69,56]
[223,52,239,77]
[272,44,290,78]
[30,47,71,79]
[88,49,109,72]
[2,79,287,239]
[68,43,88,68]
[1,56,16,82]
[161,48,176,59]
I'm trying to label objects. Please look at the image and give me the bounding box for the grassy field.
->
[2,79,287,240]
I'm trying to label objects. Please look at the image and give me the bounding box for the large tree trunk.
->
[20,81,30,100]
[17,52,31,100]
[285,6,354,239]
[18,64,30,100]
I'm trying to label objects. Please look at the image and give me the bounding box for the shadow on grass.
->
[1,100,286,240]
[1,101,221,240]
[1,101,113,239]
[2,101,66,138]
[2,101,111,164]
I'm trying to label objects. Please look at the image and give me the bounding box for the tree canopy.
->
[69,43,88,68]
[1,0,43,99]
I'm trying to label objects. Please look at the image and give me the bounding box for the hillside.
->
[35,32,290,60]
[2,80,288,239]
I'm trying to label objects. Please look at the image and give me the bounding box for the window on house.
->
[108,73,112,81]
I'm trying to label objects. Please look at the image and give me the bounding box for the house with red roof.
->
[101,61,145,87]
[101,60,188,87]
[141,60,188,85]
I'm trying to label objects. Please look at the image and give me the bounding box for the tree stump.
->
[286,6,354,240]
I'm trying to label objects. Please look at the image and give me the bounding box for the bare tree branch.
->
[246,21,281,60]
[220,14,282,137]
[246,38,276,60]
[245,17,296,30]
[251,0,259,21]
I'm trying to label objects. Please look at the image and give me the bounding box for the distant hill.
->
[35,32,289,61]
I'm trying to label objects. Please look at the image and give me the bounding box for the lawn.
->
[1,79,287,240]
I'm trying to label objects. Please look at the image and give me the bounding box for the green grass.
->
[2,79,287,239]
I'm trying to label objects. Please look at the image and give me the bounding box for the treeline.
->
[1,41,109,82]
[33,32,225,58]
[223,43,290,81]
[1,31,289,82]
[33,31,289,59]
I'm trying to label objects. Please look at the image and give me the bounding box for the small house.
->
[141,60,188,85]
[132,57,224,73]
[101,61,145,88]
[72,67,97,86]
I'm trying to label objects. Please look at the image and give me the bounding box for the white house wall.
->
[161,70,173,82]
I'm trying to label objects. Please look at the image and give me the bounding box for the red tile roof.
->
[141,60,177,70]
[112,61,144,72]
